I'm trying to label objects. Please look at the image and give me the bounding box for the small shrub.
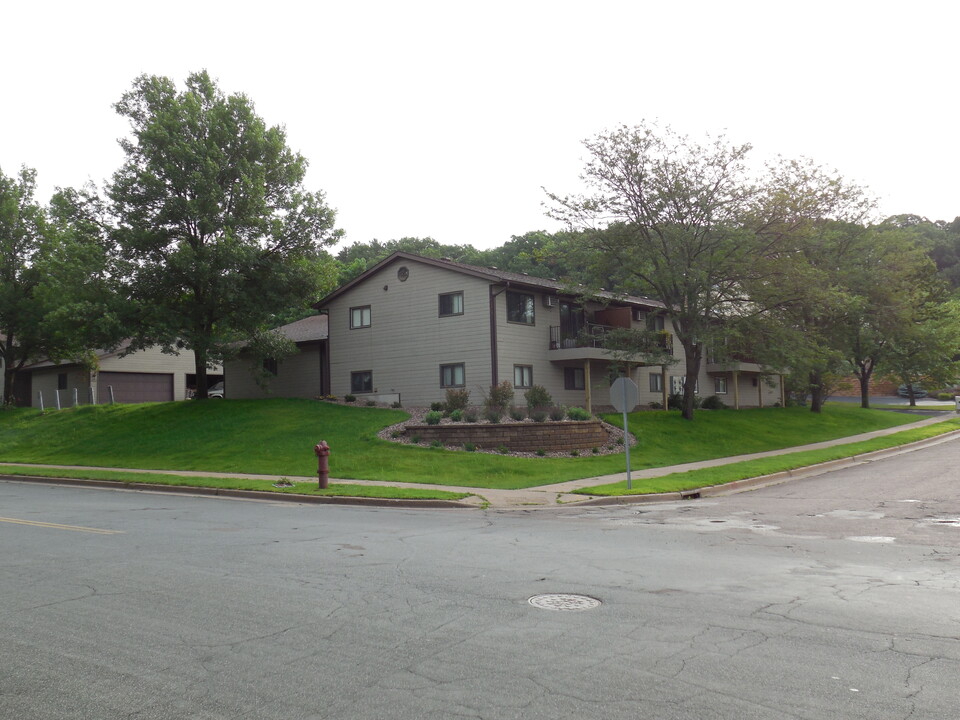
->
[701,395,727,410]
[524,385,552,412]
[486,410,502,424]
[591,447,599,454]
[464,409,479,423]
[449,409,463,422]
[497,444,509,454]
[391,401,402,408]
[431,439,443,448]
[535,448,546,456]
[425,411,443,425]
[391,430,401,438]
[430,401,445,412]
[484,380,514,415]
[411,434,421,444]
[570,449,580,457]
[649,401,663,409]
[365,400,376,407]
[509,407,525,421]
[445,387,470,411]
[938,392,953,401]
[463,442,476,452]
[548,405,565,421]
[567,406,591,421]
[668,392,702,410]
[344,394,356,402]
[530,409,547,423]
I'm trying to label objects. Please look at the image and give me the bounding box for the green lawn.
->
[0,398,928,490]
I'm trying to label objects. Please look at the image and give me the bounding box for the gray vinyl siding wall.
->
[326,261,494,407]
[224,342,323,399]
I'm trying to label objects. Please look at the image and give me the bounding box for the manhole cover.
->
[528,593,601,611]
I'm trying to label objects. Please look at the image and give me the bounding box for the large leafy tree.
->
[0,168,119,404]
[109,70,341,398]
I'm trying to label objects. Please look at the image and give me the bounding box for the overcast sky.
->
[4,1,958,251]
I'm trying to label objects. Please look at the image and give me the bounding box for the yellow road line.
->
[0,517,124,535]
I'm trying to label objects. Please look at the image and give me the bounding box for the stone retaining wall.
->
[404,420,607,452]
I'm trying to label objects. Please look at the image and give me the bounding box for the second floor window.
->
[438,292,464,317]
[506,291,535,325]
[350,306,371,329]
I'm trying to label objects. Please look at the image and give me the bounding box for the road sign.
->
[609,377,639,489]
[610,377,639,413]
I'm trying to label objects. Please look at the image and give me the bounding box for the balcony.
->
[549,325,673,362]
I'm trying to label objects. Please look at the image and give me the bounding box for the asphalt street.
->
[2,434,959,719]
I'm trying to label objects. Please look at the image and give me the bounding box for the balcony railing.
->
[549,325,674,355]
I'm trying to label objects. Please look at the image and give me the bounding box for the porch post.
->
[584,359,592,414]
[780,374,786,407]
[758,375,764,408]
[733,370,741,410]
[661,365,668,408]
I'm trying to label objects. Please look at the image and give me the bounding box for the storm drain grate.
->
[528,593,601,611]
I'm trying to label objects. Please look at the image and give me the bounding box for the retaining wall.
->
[404,420,607,452]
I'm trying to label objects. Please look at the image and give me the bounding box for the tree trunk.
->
[194,349,209,400]
[809,369,825,413]
[681,341,702,421]
[857,360,873,409]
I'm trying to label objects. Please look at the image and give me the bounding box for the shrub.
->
[649,401,663,410]
[497,444,509,454]
[464,409,479,423]
[463,442,476,452]
[391,401,402,408]
[365,400,376,407]
[548,405,565,421]
[536,448,546,456]
[430,401,445,412]
[391,430,401,438]
[344,394,356,402]
[483,380,514,415]
[411,434,421,444]
[701,395,727,410]
[524,385,552,412]
[938,392,953,401]
[530,409,547,423]
[449,409,463,422]
[509,407,525,421]
[445,387,470,411]
[430,439,443,448]
[668,392,701,410]
[570,449,580,457]
[425,411,443,425]
[567,406,591,421]
[486,410,502,424]
[591,447,599,454]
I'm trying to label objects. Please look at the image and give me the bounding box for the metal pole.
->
[623,381,632,490]
[55,389,62,411]
[72,387,78,407]
[37,391,44,412]
[109,385,115,404]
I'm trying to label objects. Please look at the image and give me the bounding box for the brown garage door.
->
[98,372,174,404]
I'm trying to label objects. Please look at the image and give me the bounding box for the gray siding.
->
[224,342,324,399]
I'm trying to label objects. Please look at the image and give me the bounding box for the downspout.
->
[489,283,508,386]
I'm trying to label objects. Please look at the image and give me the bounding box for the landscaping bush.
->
[938,393,953,401]
[668,392,701,410]
[486,410,502,424]
[509,407,525,421]
[449,409,463,422]
[524,385,552,412]
[497,444,509,454]
[430,439,443,448]
[463,442,476,452]
[344,394,356,402]
[464,409,479,423]
[483,380,514,416]
[391,401,402,408]
[567,406,591,421]
[536,449,546,456]
[430,401,445,412]
[548,405,565,421]
[425,411,443,425]
[445,388,470,412]
[701,395,727,410]
[365,400,376,407]
[530,409,547,423]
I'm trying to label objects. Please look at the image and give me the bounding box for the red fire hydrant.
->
[314,441,331,489]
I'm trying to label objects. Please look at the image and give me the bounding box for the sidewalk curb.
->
[0,474,476,509]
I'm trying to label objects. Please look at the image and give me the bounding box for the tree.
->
[547,123,769,419]
[884,299,960,406]
[108,71,342,398]
[0,168,119,405]
[335,237,481,284]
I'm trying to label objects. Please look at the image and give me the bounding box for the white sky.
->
[4,1,959,251]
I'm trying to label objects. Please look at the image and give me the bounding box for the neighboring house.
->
[18,342,223,408]
[222,315,328,399]
[316,252,785,411]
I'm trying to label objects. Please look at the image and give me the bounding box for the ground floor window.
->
[649,372,662,392]
[57,373,68,390]
[263,358,278,376]
[351,370,373,393]
[671,376,698,394]
[564,367,585,390]
[440,363,465,388]
[514,365,533,388]
[714,376,728,394]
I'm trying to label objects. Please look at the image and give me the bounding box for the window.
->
[350,371,373,393]
[57,373,68,390]
[649,372,663,393]
[714,376,728,394]
[506,291,535,325]
[438,292,464,317]
[564,367,585,390]
[514,365,533,388]
[647,314,665,331]
[350,306,371,329]
[671,376,698,394]
[440,363,465,388]
[263,358,278,376]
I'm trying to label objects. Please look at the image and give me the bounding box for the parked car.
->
[897,384,927,398]
[190,382,224,399]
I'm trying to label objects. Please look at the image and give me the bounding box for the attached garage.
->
[98,372,174,404]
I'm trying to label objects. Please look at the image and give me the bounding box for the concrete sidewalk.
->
[2,413,958,510]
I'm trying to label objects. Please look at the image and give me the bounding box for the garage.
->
[98,372,174,404]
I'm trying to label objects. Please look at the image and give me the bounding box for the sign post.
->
[609,377,639,489]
